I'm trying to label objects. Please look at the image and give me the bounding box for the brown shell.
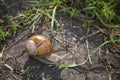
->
[27,35,53,57]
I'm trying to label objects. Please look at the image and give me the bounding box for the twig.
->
[54,37,67,47]
[0,45,6,57]
[54,37,62,43]
[4,64,13,72]
[16,50,26,58]
[85,27,92,64]
[85,40,92,65]
[32,25,36,33]
[79,30,101,41]
[111,71,120,74]
[42,72,45,80]
[61,53,71,59]
[11,73,18,80]
[108,73,112,80]
[5,29,30,51]
[94,25,104,33]
[55,37,75,46]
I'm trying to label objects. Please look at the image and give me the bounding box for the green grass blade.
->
[51,5,58,35]
[59,41,111,68]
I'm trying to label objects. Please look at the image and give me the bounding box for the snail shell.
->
[25,35,53,57]
[25,35,62,64]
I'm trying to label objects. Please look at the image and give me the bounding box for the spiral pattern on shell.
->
[25,35,53,57]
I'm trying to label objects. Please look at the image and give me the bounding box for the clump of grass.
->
[83,0,120,28]
[0,1,46,43]
[85,0,120,49]
[0,1,22,43]
[0,27,9,42]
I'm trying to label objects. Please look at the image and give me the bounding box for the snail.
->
[25,35,62,64]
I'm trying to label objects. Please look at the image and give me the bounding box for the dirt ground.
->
[0,1,120,80]
[0,13,119,80]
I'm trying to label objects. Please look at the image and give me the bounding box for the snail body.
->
[25,35,61,64]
